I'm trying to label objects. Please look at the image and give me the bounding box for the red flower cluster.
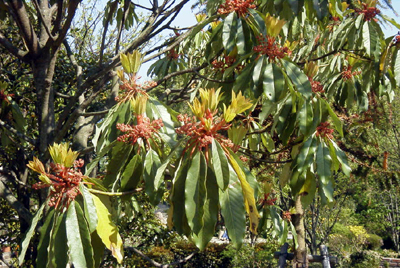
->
[212,55,236,73]
[218,0,256,17]
[167,48,180,60]
[116,115,163,145]
[316,122,334,139]
[341,65,361,81]
[253,35,290,61]
[176,113,234,156]
[355,3,380,22]
[32,160,85,209]
[308,77,324,94]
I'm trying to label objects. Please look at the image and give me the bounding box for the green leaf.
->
[36,209,55,267]
[19,202,45,265]
[252,56,266,98]
[300,170,317,207]
[92,194,124,263]
[298,101,314,137]
[85,140,118,176]
[192,169,219,250]
[362,21,377,57]
[331,139,351,176]
[393,48,400,87]
[220,168,246,248]
[80,184,98,233]
[171,157,191,236]
[143,149,163,204]
[316,141,332,185]
[66,201,94,268]
[103,142,133,189]
[185,151,207,235]
[222,12,238,53]
[322,98,343,137]
[236,18,246,55]
[211,139,230,190]
[47,212,68,268]
[294,136,317,175]
[263,63,285,103]
[282,60,312,99]
[120,154,143,192]
[313,0,328,20]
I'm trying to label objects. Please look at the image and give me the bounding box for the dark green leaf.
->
[66,201,94,268]
[220,168,246,248]
[120,154,142,192]
[185,151,207,235]
[263,63,285,103]
[36,209,55,268]
[143,149,163,204]
[211,139,230,190]
[222,12,238,53]
[298,101,314,137]
[282,60,312,99]
[19,203,45,265]
[80,184,98,233]
[47,212,68,268]
[103,142,133,189]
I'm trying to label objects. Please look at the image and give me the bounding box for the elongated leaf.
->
[236,17,246,55]
[331,139,351,176]
[282,60,312,99]
[211,139,230,190]
[228,154,259,234]
[36,209,55,268]
[295,136,317,175]
[85,140,117,176]
[321,99,343,137]
[393,48,400,87]
[47,212,68,268]
[66,201,94,268]
[316,141,332,185]
[120,154,142,191]
[220,168,246,248]
[252,55,266,98]
[298,101,314,137]
[185,151,207,235]
[143,149,163,204]
[19,202,45,265]
[222,12,238,53]
[300,170,317,207]
[192,169,219,250]
[92,194,124,263]
[171,157,191,236]
[80,184,98,233]
[103,142,133,189]
[263,63,285,103]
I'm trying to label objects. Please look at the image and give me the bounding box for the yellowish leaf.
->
[92,194,124,264]
[48,143,79,167]
[227,155,260,234]
[27,157,46,174]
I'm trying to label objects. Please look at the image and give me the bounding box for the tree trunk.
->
[292,195,308,268]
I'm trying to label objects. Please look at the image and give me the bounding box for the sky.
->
[138,1,400,79]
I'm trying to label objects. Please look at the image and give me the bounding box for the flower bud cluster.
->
[356,3,380,22]
[253,35,290,61]
[308,77,324,94]
[316,122,334,139]
[341,66,361,81]
[116,115,164,145]
[218,0,256,17]
[32,160,85,209]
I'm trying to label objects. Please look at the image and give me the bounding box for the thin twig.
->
[88,188,143,196]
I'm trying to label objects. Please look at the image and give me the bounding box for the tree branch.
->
[0,32,29,61]
[0,119,37,146]
[0,173,32,223]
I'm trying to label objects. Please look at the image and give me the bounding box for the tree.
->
[1,0,400,267]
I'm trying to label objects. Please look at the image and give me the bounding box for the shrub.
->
[366,234,383,250]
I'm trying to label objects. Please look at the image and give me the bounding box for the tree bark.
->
[292,195,308,268]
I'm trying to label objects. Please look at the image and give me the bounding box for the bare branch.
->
[32,0,55,41]
[6,0,40,55]
[80,110,110,116]
[0,32,29,61]
[53,0,80,48]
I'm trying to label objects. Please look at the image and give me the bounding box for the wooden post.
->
[320,245,331,268]
[278,243,289,268]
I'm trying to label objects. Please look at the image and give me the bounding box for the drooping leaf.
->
[47,212,68,268]
[66,201,94,268]
[120,154,142,192]
[298,101,314,137]
[211,139,230,190]
[222,12,238,53]
[282,60,312,99]
[19,202,45,265]
[330,139,351,176]
[227,153,259,234]
[185,151,207,235]
[143,149,163,204]
[80,184,98,233]
[36,209,55,268]
[92,194,124,263]
[103,142,133,189]
[220,167,246,248]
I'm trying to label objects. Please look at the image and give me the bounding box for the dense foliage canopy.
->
[1,0,400,267]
